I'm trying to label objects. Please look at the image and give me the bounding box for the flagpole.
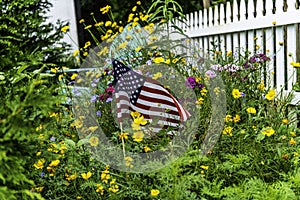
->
[120,122,126,158]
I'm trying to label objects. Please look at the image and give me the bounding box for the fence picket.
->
[265,0,274,16]
[248,0,255,19]
[226,1,232,23]
[286,24,297,90]
[240,0,247,21]
[275,0,285,14]
[275,26,285,90]
[232,0,239,22]
[214,4,220,25]
[256,0,264,17]
[265,27,275,87]
[219,3,225,25]
[209,7,214,27]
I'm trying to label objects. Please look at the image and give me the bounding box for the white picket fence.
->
[174,0,300,105]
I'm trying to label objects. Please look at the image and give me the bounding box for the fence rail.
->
[174,0,300,105]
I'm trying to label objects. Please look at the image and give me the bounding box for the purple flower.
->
[40,172,45,177]
[205,70,217,78]
[186,77,196,89]
[96,110,102,116]
[93,78,100,83]
[197,83,204,89]
[91,83,97,88]
[106,97,112,103]
[240,92,246,97]
[105,86,115,93]
[146,60,152,65]
[99,94,106,101]
[91,95,98,102]
[50,136,56,141]
[210,64,221,71]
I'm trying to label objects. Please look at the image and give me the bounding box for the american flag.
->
[112,59,191,133]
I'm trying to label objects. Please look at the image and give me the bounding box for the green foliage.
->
[0,0,73,199]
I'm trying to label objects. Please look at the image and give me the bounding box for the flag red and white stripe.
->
[113,59,191,133]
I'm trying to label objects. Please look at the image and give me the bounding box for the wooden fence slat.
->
[203,8,208,28]
[248,0,255,19]
[275,0,285,14]
[215,4,219,25]
[256,0,264,17]
[265,0,274,16]
[226,1,232,23]
[209,6,214,27]
[240,0,247,21]
[265,27,275,87]
[232,0,239,22]
[286,24,297,90]
[219,3,225,25]
[194,11,199,30]
[275,26,285,91]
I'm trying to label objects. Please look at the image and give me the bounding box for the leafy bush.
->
[0,0,72,199]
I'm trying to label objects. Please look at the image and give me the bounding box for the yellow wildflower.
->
[100,5,111,14]
[117,41,128,50]
[282,119,289,125]
[137,1,141,5]
[222,126,233,136]
[79,19,85,23]
[132,6,137,12]
[84,25,92,29]
[132,131,144,142]
[88,126,98,132]
[33,159,45,169]
[135,46,142,52]
[290,132,296,137]
[96,184,104,195]
[289,138,296,145]
[200,88,208,96]
[89,136,99,146]
[95,21,104,27]
[128,13,134,22]
[144,146,151,152]
[152,72,162,80]
[49,160,60,167]
[118,132,129,140]
[50,67,59,73]
[81,171,92,180]
[73,49,80,57]
[150,189,160,197]
[105,21,112,27]
[70,73,78,80]
[83,41,91,49]
[132,115,148,130]
[61,26,70,33]
[265,89,276,100]
[200,165,209,170]
[225,115,233,122]
[261,127,275,137]
[246,107,256,114]
[226,50,232,56]
[232,89,241,99]
[290,61,300,68]
[195,97,204,105]
[131,111,141,118]
[257,82,265,90]
[153,57,164,64]
[233,114,240,123]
